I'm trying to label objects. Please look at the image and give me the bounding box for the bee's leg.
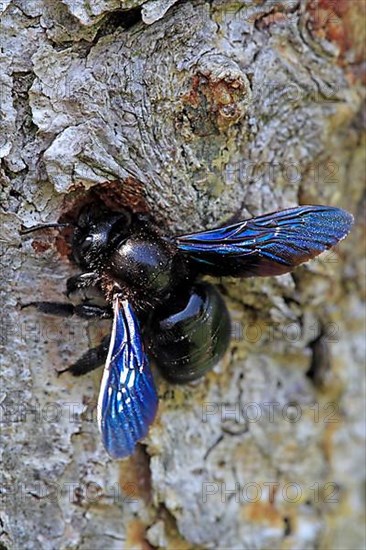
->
[74,303,112,319]
[59,335,110,376]
[21,302,113,319]
[66,272,99,296]
[21,302,75,317]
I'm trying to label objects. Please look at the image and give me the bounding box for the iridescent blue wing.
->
[98,296,158,459]
[176,206,353,277]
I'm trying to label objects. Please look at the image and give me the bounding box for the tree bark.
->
[0,1,364,549]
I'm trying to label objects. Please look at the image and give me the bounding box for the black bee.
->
[22,204,353,458]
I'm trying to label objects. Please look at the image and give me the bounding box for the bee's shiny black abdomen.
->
[149,282,231,383]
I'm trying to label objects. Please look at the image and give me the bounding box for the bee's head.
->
[72,205,132,270]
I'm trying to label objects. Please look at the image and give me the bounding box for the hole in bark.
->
[98,7,142,36]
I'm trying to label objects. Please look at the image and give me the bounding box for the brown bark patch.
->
[181,72,247,133]
[125,519,155,550]
[119,445,153,505]
[306,0,366,71]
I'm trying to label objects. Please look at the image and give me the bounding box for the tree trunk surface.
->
[0,1,364,549]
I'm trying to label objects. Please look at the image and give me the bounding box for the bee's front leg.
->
[66,272,99,296]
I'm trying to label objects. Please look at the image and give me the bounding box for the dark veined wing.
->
[98,296,158,459]
[176,206,353,277]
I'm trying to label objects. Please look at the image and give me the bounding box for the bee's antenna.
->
[20,222,73,235]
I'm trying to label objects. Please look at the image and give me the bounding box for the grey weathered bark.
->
[0,1,365,549]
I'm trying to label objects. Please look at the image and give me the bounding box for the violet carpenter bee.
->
[21,204,353,458]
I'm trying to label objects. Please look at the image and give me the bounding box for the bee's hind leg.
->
[59,335,110,376]
[21,300,112,376]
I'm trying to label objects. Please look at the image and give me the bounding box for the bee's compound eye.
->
[72,231,96,267]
